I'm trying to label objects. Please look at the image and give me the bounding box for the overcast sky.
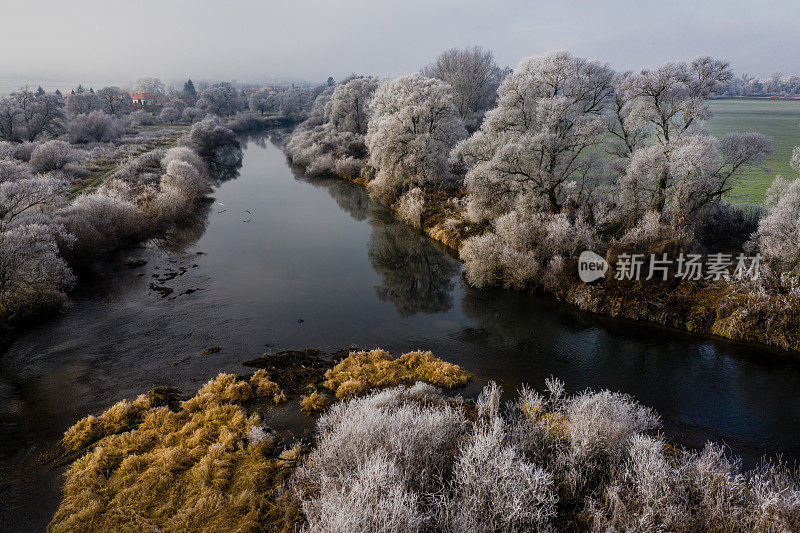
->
[3,0,799,86]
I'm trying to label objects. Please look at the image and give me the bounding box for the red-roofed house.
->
[129,92,162,106]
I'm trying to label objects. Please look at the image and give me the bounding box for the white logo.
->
[578,251,608,283]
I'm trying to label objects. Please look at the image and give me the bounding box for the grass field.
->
[706,99,800,203]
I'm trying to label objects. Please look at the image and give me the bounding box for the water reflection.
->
[289,166,459,316]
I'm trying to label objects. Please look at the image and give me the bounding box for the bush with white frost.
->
[0,223,75,321]
[29,140,78,173]
[66,111,124,143]
[159,106,180,124]
[294,379,800,531]
[755,176,800,272]
[179,116,241,166]
[396,187,425,228]
[128,109,155,127]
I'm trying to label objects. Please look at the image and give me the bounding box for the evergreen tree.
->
[35,86,45,96]
[183,79,197,101]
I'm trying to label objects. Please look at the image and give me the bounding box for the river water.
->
[2,134,800,530]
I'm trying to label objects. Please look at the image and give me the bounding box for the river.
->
[2,134,800,531]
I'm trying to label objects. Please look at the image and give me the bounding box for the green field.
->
[706,99,800,203]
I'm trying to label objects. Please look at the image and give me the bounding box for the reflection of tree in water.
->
[288,163,459,316]
[151,198,213,253]
[289,163,370,221]
[367,212,460,317]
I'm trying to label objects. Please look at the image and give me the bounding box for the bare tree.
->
[96,87,132,115]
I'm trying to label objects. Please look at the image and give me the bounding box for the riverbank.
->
[310,166,800,355]
[7,137,800,530]
[48,349,800,532]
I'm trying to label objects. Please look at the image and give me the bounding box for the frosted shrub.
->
[443,419,557,532]
[160,160,209,205]
[286,125,367,179]
[298,384,469,495]
[564,389,660,464]
[0,223,75,321]
[396,187,424,228]
[59,189,145,263]
[128,109,155,127]
[30,140,78,173]
[460,209,598,290]
[179,116,241,165]
[161,146,207,176]
[66,111,124,143]
[181,106,205,124]
[302,453,425,533]
[0,159,33,182]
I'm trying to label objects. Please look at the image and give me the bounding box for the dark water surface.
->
[3,135,800,531]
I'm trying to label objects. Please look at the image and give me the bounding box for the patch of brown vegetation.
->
[299,391,332,415]
[322,349,473,399]
[50,373,298,532]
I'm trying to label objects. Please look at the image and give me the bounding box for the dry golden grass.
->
[50,373,297,533]
[299,392,332,415]
[322,349,473,399]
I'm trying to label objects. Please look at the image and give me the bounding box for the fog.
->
[2,0,799,85]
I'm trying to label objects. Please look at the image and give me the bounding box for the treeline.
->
[286,47,800,351]
[717,71,800,97]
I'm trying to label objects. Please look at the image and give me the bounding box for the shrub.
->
[30,140,78,173]
[159,106,180,124]
[300,391,332,414]
[66,111,124,143]
[181,106,205,124]
[128,109,155,127]
[179,116,241,165]
[396,187,424,229]
[161,146,206,176]
[0,223,75,322]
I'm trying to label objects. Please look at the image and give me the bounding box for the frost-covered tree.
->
[181,106,205,124]
[247,89,276,115]
[65,92,102,117]
[422,46,504,131]
[0,90,65,142]
[196,83,245,117]
[325,76,379,135]
[366,74,466,203]
[453,51,614,221]
[96,87,131,115]
[67,111,125,143]
[134,77,165,95]
[159,107,180,124]
[614,57,771,228]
